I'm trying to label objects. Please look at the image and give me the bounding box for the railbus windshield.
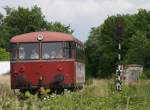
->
[18,43,39,60]
[11,44,17,60]
[11,43,39,60]
[42,42,63,59]
[10,42,84,61]
[42,42,75,59]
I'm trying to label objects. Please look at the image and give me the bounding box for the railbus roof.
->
[10,31,83,45]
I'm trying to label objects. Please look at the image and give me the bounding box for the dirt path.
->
[0,75,10,85]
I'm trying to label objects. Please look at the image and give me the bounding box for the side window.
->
[82,46,85,60]
[76,43,80,60]
[75,43,85,61]
[64,42,71,58]
[11,44,17,60]
[71,42,75,58]
[42,42,63,59]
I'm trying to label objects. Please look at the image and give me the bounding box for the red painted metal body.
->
[11,60,76,89]
[10,32,85,90]
[11,31,82,44]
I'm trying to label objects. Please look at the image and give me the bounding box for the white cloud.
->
[0,0,150,42]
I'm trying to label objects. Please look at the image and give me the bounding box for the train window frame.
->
[18,42,40,60]
[11,41,84,61]
[64,41,77,59]
[10,43,18,61]
[41,41,76,60]
[75,42,85,62]
[41,41,64,60]
[63,42,72,59]
[70,42,76,58]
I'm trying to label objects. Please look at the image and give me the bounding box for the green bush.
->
[0,48,10,61]
[142,69,150,79]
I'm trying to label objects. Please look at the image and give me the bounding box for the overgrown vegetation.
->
[0,76,150,110]
[85,9,150,78]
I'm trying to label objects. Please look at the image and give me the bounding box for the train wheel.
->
[70,87,75,92]
[56,88,64,94]
[20,89,26,94]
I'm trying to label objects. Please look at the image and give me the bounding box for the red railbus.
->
[10,32,85,93]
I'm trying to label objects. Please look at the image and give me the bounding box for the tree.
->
[4,6,46,35]
[85,16,123,78]
[85,9,150,78]
[0,6,73,48]
[46,22,73,34]
[0,6,73,60]
[124,31,148,65]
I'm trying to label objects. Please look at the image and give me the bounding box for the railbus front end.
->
[10,32,85,93]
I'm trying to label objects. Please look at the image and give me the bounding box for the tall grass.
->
[0,76,150,110]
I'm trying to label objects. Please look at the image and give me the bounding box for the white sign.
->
[76,62,85,84]
[0,61,10,75]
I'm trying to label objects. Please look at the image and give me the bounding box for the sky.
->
[0,0,150,42]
